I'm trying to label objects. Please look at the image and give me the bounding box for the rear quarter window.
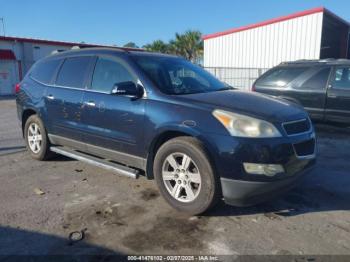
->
[30,59,62,84]
[256,67,309,87]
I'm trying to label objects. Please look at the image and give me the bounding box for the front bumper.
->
[202,128,317,206]
[220,166,314,206]
[204,129,316,182]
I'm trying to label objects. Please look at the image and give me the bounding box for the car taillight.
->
[15,83,21,93]
[251,85,256,92]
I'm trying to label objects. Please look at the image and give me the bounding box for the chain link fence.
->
[204,67,269,91]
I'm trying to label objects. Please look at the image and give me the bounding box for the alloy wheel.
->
[27,123,42,154]
[162,152,201,202]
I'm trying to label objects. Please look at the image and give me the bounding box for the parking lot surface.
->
[0,98,349,255]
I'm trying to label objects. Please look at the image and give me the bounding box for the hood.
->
[178,90,307,123]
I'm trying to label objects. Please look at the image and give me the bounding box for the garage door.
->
[0,60,18,95]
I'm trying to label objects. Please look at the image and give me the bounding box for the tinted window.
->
[133,56,229,95]
[333,67,350,89]
[299,68,330,90]
[91,57,135,92]
[256,67,308,87]
[56,56,91,88]
[30,59,61,84]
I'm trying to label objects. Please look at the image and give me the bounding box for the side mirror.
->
[111,81,144,98]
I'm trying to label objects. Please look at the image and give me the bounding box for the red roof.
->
[0,36,108,47]
[202,6,347,40]
[0,49,16,60]
[0,36,143,51]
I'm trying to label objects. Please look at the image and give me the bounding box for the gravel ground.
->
[0,98,349,256]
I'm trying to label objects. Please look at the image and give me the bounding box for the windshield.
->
[132,55,230,95]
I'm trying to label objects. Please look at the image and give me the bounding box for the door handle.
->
[46,95,54,100]
[328,94,337,98]
[84,101,96,107]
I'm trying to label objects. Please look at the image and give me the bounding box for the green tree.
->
[123,42,139,48]
[143,40,170,53]
[171,30,203,63]
[143,30,203,64]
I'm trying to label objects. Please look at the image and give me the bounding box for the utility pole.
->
[0,18,5,36]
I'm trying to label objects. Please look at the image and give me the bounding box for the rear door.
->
[293,67,331,120]
[46,56,94,142]
[80,55,145,165]
[325,66,350,123]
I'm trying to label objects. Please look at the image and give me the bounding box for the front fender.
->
[144,124,220,179]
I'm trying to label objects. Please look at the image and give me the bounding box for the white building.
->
[203,7,350,89]
[0,36,114,95]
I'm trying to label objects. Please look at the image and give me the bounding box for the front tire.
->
[24,115,52,160]
[153,136,220,215]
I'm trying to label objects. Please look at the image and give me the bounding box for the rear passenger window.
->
[56,56,91,88]
[90,57,135,93]
[30,59,61,84]
[256,67,308,87]
[299,68,330,90]
[333,67,350,89]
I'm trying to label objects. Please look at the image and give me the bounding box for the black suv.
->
[16,48,316,214]
[253,59,350,125]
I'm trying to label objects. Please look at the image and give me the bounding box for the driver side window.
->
[333,67,350,89]
[90,57,135,93]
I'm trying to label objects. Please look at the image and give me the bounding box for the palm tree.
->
[143,40,170,53]
[171,30,203,63]
[142,30,203,64]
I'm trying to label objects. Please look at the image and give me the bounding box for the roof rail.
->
[295,59,320,62]
[50,49,66,55]
[319,58,336,62]
[280,58,350,66]
[335,58,350,62]
[48,45,145,56]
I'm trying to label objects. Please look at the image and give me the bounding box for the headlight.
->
[213,109,281,138]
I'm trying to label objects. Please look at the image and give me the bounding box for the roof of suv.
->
[46,47,178,60]
[280,58,350,66]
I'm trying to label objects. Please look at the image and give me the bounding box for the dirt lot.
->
[0,97,349,256]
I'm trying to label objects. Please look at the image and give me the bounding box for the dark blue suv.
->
[16,48,316,214]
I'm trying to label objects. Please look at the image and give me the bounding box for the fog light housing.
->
[243,163,284,176]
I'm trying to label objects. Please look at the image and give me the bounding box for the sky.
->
[1,0,349,47]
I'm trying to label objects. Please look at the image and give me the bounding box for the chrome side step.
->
[50,146,139,179]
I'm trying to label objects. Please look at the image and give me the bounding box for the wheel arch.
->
[21,108,38,137]
[145,127,218,180]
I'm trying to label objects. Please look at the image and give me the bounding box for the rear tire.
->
[24,115,53,160]
[153,136,220,215]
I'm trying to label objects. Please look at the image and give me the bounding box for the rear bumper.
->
[220,166,314,206]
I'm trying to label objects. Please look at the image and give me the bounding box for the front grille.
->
[283,119,311,136]
[293,139,315,157]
